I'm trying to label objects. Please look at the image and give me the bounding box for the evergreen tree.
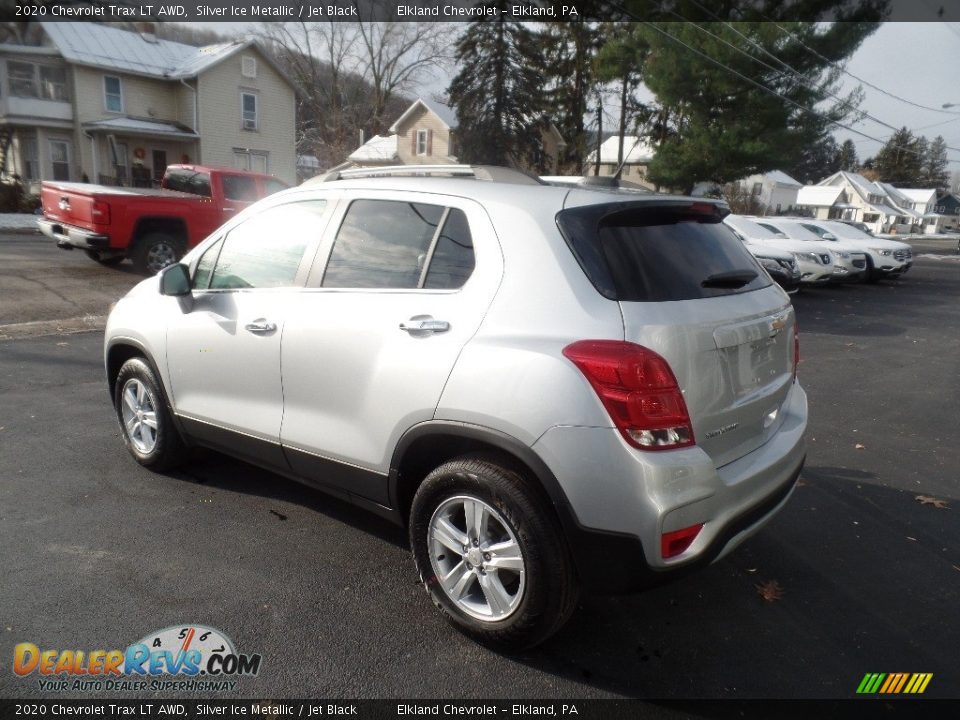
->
[600,5,882,193]
[920,135,950,189]
[448,5,546,169]
[836,139,859,172]
[789,133,840,184]
[874,127,925,186]
[538,20,602,173]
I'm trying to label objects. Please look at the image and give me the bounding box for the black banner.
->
[2,699,960,720]
[4,0,960,23]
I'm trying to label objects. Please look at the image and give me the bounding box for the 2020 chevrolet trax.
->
[105,166,807,648]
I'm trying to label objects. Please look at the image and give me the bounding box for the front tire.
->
[114,357,188,471]
[133,233,182,275]
[410,456,579,649]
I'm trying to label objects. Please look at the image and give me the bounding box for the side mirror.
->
[159,263,191,296]
[822,233,837,241]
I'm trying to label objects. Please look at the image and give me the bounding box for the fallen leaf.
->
[855,443,866,450]
[755,580,784,602]
[915,495,949,509]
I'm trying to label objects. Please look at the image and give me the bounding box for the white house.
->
[585,135,656,189]
[737,170,802,215]
[803,171,910,234]
[0,22,297,189]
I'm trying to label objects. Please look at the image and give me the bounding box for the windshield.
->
[725,215,785,240]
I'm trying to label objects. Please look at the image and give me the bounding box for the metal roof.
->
[389,97,458,132]
[347,135,399,163]
[764,170,802,186]
[41,22,253,80]
[797,185,845,206]
[82,117,199,140]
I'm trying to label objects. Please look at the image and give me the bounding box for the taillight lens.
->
[563,340,695,450]
[793,321,800,381]
[91,200,111,225]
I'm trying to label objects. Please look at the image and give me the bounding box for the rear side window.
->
[209,200,326,290]
[557,203,770,301]
[264,179,288,196]
[163,169,211,197]
[321,200,475,289]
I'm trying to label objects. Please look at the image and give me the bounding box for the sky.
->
[197,20,960,170]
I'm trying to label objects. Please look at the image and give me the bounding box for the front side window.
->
[209,201,326,290]
[321,200,475,290]
[222,174,258,202]
[164,169,211,197]
[8,61,37,98]
[192,239,223,290]
[104,76,122,112]
[241,92,258,130]
[416,129,428,156]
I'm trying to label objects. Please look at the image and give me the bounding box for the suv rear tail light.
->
[661,523,703,559]
[563,340,695,450]
[91,200,111,225]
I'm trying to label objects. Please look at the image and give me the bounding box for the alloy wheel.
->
[121,378,158,454]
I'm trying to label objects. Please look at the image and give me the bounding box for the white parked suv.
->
[775,218,912,281]
[104,166,807,648]
[748,217,868,282]
[723,214,837,284]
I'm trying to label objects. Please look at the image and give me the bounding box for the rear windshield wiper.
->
[701,270,758,289]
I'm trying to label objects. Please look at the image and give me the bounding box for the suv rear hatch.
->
[557,199,796,468]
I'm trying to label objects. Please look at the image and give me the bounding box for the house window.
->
[104,76,122,112]
[39,66,68,101]
[416,129,428,156]
[49,140,71,181]
[22,137,39,181]
[241,92,258,131]
[752,182,762,196]
[233,149,268,174]
[241,55,257,79]
[8,61,38,97]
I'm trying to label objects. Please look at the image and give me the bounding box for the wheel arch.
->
[131,216,188,245]
[105,339,187,442]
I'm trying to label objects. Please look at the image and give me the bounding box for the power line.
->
[635,21,960,165]
[676,6,960,154]
[762,18,960,117]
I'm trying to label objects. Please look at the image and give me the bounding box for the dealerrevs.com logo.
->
[13,625,262,692]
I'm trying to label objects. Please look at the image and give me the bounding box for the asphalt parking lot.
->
[0,234,958,700]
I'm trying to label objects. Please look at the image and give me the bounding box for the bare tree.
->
[353,21,454,135]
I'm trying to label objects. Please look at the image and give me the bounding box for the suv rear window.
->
[557,202,770,301]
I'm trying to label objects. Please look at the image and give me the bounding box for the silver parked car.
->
[104,166,807,648]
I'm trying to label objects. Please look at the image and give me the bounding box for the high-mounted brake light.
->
[563,340,695,450]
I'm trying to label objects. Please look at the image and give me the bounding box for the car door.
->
[279,192,503,505]
[164,199,331,467]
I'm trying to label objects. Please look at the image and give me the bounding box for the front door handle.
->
[245,319,277,334]
[399,318,450,334]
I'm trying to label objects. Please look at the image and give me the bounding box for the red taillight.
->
[91,200,111,225]
[563,340,695,450]
[661,523,704,559]
[793,321,800,381]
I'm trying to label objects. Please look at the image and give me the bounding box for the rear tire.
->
[84,249,124,266]
[410,456,579,649]
[114,357,188,471]
[133,233,183,275]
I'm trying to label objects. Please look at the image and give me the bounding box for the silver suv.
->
[104,166,807,648]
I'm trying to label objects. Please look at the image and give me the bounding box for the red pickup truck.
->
[38,165,288,274]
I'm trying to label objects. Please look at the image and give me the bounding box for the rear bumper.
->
[38,218,111,251]
[533,382,807,593]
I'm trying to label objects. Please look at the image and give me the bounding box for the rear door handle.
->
[399,318,449,334]
[245,319,277,334]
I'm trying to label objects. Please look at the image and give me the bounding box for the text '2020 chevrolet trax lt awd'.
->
[104,166,807,648]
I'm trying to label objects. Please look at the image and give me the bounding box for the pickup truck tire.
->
[84,250,124,266]
[410,456,579,649]
[133,233,184,275]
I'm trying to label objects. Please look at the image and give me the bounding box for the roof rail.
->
[316,164,544,185]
